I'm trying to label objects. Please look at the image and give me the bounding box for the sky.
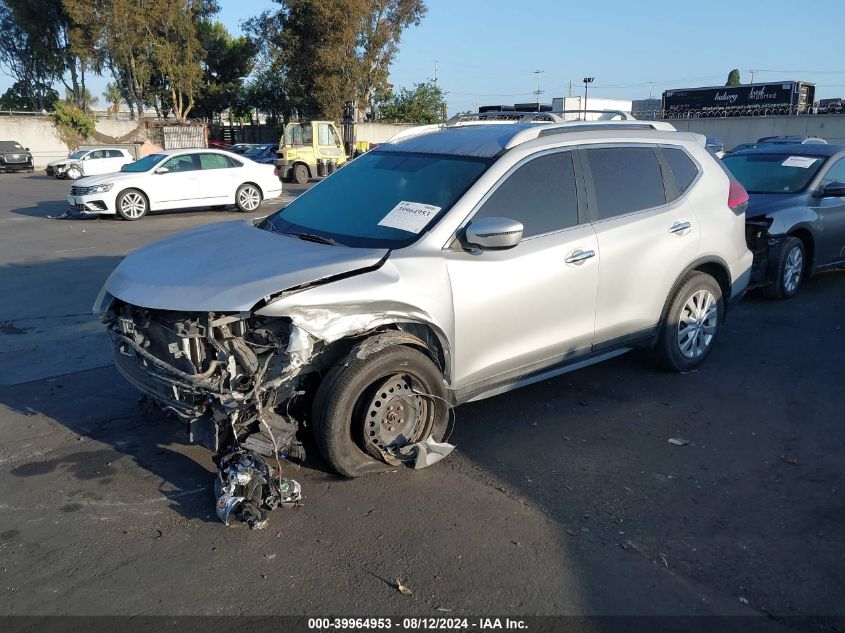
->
[4,0,845,114]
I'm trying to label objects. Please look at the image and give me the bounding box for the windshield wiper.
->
[287,231,342,246]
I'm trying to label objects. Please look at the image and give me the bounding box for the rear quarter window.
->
[662,147,699,194]
[584,146,666,220]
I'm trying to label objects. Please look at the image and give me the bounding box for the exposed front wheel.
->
[653,272,723,372]
[762,236,804,300]
[293,163,309,185]
[235,183,262,212]
[312,345,449,478]
[116,189,148,221]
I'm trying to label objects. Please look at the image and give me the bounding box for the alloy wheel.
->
[783,245,803,294]
[677,289,718,359]
[120,192,146,219]
[238,185,260,211]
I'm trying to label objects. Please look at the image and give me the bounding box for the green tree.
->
[102,81,122,115]
[0,0,64,110]
[377,80,444,123]
[192,20,256,120]
[726,69,741,86]
[252,0,426,121]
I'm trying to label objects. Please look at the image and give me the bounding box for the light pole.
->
[582,77,594,121]
[533,69,545,110]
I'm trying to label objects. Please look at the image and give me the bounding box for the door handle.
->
[565,249,596,264]
[669,221,691,234]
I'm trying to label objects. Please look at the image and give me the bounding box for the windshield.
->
[284,123,312,146]
[121,153,166,173]
[244,145,272,157]
[0,141,24,152]
[69,150,87,159]
[264,151,491,248]
[723,153,826,193]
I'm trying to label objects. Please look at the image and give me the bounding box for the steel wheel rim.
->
[361,373,430,456]
[121,192,145,218]
[238,186,260,211]
[784,246,803,293]
[677,289,718,359]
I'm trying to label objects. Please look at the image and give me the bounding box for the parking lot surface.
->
[0,171,843,622]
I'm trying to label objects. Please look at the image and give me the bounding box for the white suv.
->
[47,147,134,179]
[96,113,752,523]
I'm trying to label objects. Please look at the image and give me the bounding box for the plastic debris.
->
[395,579,412,595]
[388,435,455,469]
[668,438,690,446]
[215,449,301,529]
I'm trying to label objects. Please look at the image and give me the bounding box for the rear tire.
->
[293,163,309,185]
[235,183,262,212]
[116,189,148,221]
[653,272,723,372]
[762,236,804,300]
[312,344,448,478]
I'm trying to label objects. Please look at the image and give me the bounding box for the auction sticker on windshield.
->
[782,156,819,169]
[378,201,441,233]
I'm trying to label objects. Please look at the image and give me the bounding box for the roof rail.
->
[446,109,637,126]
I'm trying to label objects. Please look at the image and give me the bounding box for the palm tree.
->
[102,82,123,116]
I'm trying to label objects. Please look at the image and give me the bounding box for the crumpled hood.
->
[48,157,74,168]
[105,220,389,312]
[746,192,811,218]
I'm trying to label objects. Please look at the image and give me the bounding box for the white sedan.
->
[66,149,282,220]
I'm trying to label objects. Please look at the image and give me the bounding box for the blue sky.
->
[5,0,845,113]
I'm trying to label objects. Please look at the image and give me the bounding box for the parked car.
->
[757,136,827,146]
[94,114,752,499]
[722,144,845,298]
[706,137,725,158]
[68,149,282,220]
[0,140,34,172]
[242,143,279,165]
[47,147,134,179]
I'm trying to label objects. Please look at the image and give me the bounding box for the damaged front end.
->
[103,299,310,527]
[745,217,778,287]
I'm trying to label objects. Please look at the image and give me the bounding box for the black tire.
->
[293,163,309,185]
[115,188,148,221]
[235,183,262,212]
[312,344,448,478]
[762,236,804,300]
[653,271,723,372]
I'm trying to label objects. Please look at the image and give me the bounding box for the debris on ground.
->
[739,596,749,604]
[386,435,455,469]
[215,449,301,529]
[782,455,799,465]
[668,437,690,446]
[394,578,412,595]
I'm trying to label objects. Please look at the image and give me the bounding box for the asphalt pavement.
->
[0,171,843,626]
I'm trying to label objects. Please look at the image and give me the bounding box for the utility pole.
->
[568,80,573,97]
[750,69,757,84]
[533,69,544,109]
[582,76,594,121]
[648,81,655,100]
[434,60,438,84]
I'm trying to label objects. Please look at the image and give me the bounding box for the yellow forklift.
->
[274,102,370,184]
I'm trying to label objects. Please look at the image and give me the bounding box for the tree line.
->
[0,0,445,124]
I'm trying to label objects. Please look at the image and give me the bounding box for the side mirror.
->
[464,217,524,250]
[820,182,845,198]
[154,167,169,174]
[25,147,30,152]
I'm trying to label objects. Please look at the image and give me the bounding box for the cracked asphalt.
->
[0,171,843,625]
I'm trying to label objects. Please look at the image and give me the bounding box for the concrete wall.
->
[0,116,141,168]
[663,114,845,150]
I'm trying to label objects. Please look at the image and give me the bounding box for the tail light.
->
[273,166,280,178]
[728,180,749,215]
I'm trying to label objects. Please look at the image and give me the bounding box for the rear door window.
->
[199,153,232,170]
[472,151,580,237]
[583,147,666,220]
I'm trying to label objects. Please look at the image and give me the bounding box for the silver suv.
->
[97,114,753,490]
